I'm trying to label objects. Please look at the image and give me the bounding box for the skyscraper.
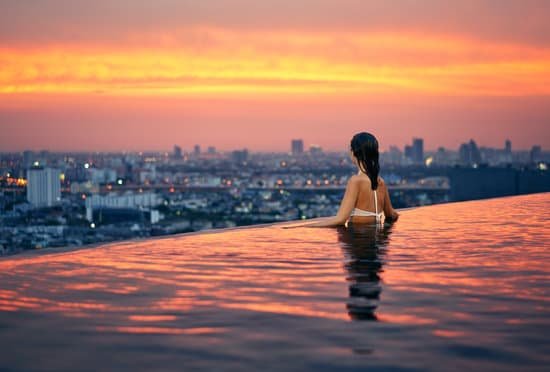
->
[26,167,61,207]
[173,145,182,160]
[232,149,249,164]
[404,138,424,164]
[459,140,482,166]
[505,139,512,154]
[412,138,424,163]
[291,139,304,155]
[193,145,201,156]
[404,145,413,160]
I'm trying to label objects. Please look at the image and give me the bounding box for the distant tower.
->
[207,146,216,154]
[193,145,201,156]
[530,145,542,163]
[404,138,424,164]
[505,139,512,154]
[26,167,61,207]
[291,139,304,155]
[412,138,424,164]
[173,145,182,160]
[459,139,481,166]
[232,149,249,164]
[404,145,413,160]
[469,139,482,164]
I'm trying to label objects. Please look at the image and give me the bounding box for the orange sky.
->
[1,1,549,151]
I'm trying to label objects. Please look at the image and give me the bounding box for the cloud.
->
[1,1,549,151]
[1,0,550,47]
[1,28,549,97]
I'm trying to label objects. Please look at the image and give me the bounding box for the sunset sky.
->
[1,0,549,152]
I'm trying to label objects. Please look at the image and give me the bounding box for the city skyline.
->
[1,134,546,154]
[1,1,550,151]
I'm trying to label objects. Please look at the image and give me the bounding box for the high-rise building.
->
[232,149,249,164]
[459,140,482,166]
[505,139,512,154]
[26,167,61,207]
[404,138,424,164]
[207,146,216,154]
[291,139,304,155]
[404,145,413,160]
[173,145,182,160]
[193,145,201,156]
[412,138,424,163]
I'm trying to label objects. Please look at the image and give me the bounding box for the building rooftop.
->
[0,193,549,371]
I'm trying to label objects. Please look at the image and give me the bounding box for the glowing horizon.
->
[1,1,549,151]
[2,28,550,97]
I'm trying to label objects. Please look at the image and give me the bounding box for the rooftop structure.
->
[26,167,61,207]
[0,193,548,371]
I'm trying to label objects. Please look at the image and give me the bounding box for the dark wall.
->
[93,208,145,225]
[448,167,550,202]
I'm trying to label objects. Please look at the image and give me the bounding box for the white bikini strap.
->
[374,190,381,223]
[374,190,378,215]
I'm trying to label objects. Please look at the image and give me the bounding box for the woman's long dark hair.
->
[350,132,380,190]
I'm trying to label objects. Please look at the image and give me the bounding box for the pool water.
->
[0,193,549,371]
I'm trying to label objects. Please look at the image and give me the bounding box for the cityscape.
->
[1,1,550,371]
[1,137,548,256]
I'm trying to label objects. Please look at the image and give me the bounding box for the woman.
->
[307,132,399,227]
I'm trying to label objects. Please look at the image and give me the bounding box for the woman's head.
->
[350,132,380,190]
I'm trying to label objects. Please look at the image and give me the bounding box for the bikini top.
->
[349,189,384,224]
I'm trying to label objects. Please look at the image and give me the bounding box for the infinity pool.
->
[0,194,549,371]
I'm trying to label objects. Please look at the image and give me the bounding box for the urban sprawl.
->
[1,138,548,256]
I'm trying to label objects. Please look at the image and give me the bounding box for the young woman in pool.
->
[307,132,399,227]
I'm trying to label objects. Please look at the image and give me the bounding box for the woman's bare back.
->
[349,175,387,224]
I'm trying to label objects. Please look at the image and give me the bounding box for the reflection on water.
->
[338,224,392,321]
[0,193,549,371]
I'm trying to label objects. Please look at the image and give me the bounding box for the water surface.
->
[0,193,549,371]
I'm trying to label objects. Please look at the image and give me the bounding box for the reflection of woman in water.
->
[337,223,393,321]
[307,132,399,227]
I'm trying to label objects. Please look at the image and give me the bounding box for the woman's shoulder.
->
[348,174,368,184]
[348,175,386,189]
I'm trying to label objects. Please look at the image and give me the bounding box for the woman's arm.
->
[305,176,359,227]
[382,181,399,222]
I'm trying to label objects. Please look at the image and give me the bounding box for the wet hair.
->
[350,132,380,190]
